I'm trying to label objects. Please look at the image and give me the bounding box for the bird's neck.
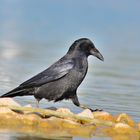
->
[68,51,88,73]
[67,50,88,58]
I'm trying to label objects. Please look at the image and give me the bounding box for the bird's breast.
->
[74,57,88,75]
[66,58,88,89]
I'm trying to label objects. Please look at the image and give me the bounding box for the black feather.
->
[0,38,104,111]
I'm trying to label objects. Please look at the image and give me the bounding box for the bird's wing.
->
[20,58,74,88]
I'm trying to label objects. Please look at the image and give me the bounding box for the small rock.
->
[57,108,73,115]
[78,109,94,119]
[116,113,135,127]
[93,111,115,122]
[23,114,41,125]
[113,123,136,134]
[0,107,16,114]
[0,98,21,107]
[24,104,32,108]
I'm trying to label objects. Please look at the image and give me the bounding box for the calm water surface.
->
[0,42,140,140]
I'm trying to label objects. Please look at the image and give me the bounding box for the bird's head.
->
[68,38,104,61]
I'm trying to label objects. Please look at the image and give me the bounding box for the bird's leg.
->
[72,95,102,112]
[35,98,40,108]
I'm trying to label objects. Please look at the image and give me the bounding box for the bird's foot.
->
[79,104,103,112]
[89,108,103,112]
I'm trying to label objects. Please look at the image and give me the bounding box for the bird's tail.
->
[0,87,33,98]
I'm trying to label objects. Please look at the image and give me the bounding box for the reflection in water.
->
[0,132,137,140]
[0,133,72,140]
[15,136,72,140]
[0,41,20,60]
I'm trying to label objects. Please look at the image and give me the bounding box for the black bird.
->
[1,38,104,111]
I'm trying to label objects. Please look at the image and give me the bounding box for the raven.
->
[1,38,104,111]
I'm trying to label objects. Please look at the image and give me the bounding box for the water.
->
[0,41,140,121]
[0,41,140,140]
[0,0,140,139]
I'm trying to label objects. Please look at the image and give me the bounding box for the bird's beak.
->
[90,48,104,61]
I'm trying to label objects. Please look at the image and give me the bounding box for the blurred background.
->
[0,0,140,123]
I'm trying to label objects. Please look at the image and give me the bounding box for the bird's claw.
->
[79,105,103,112]
[89,108,103,112]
